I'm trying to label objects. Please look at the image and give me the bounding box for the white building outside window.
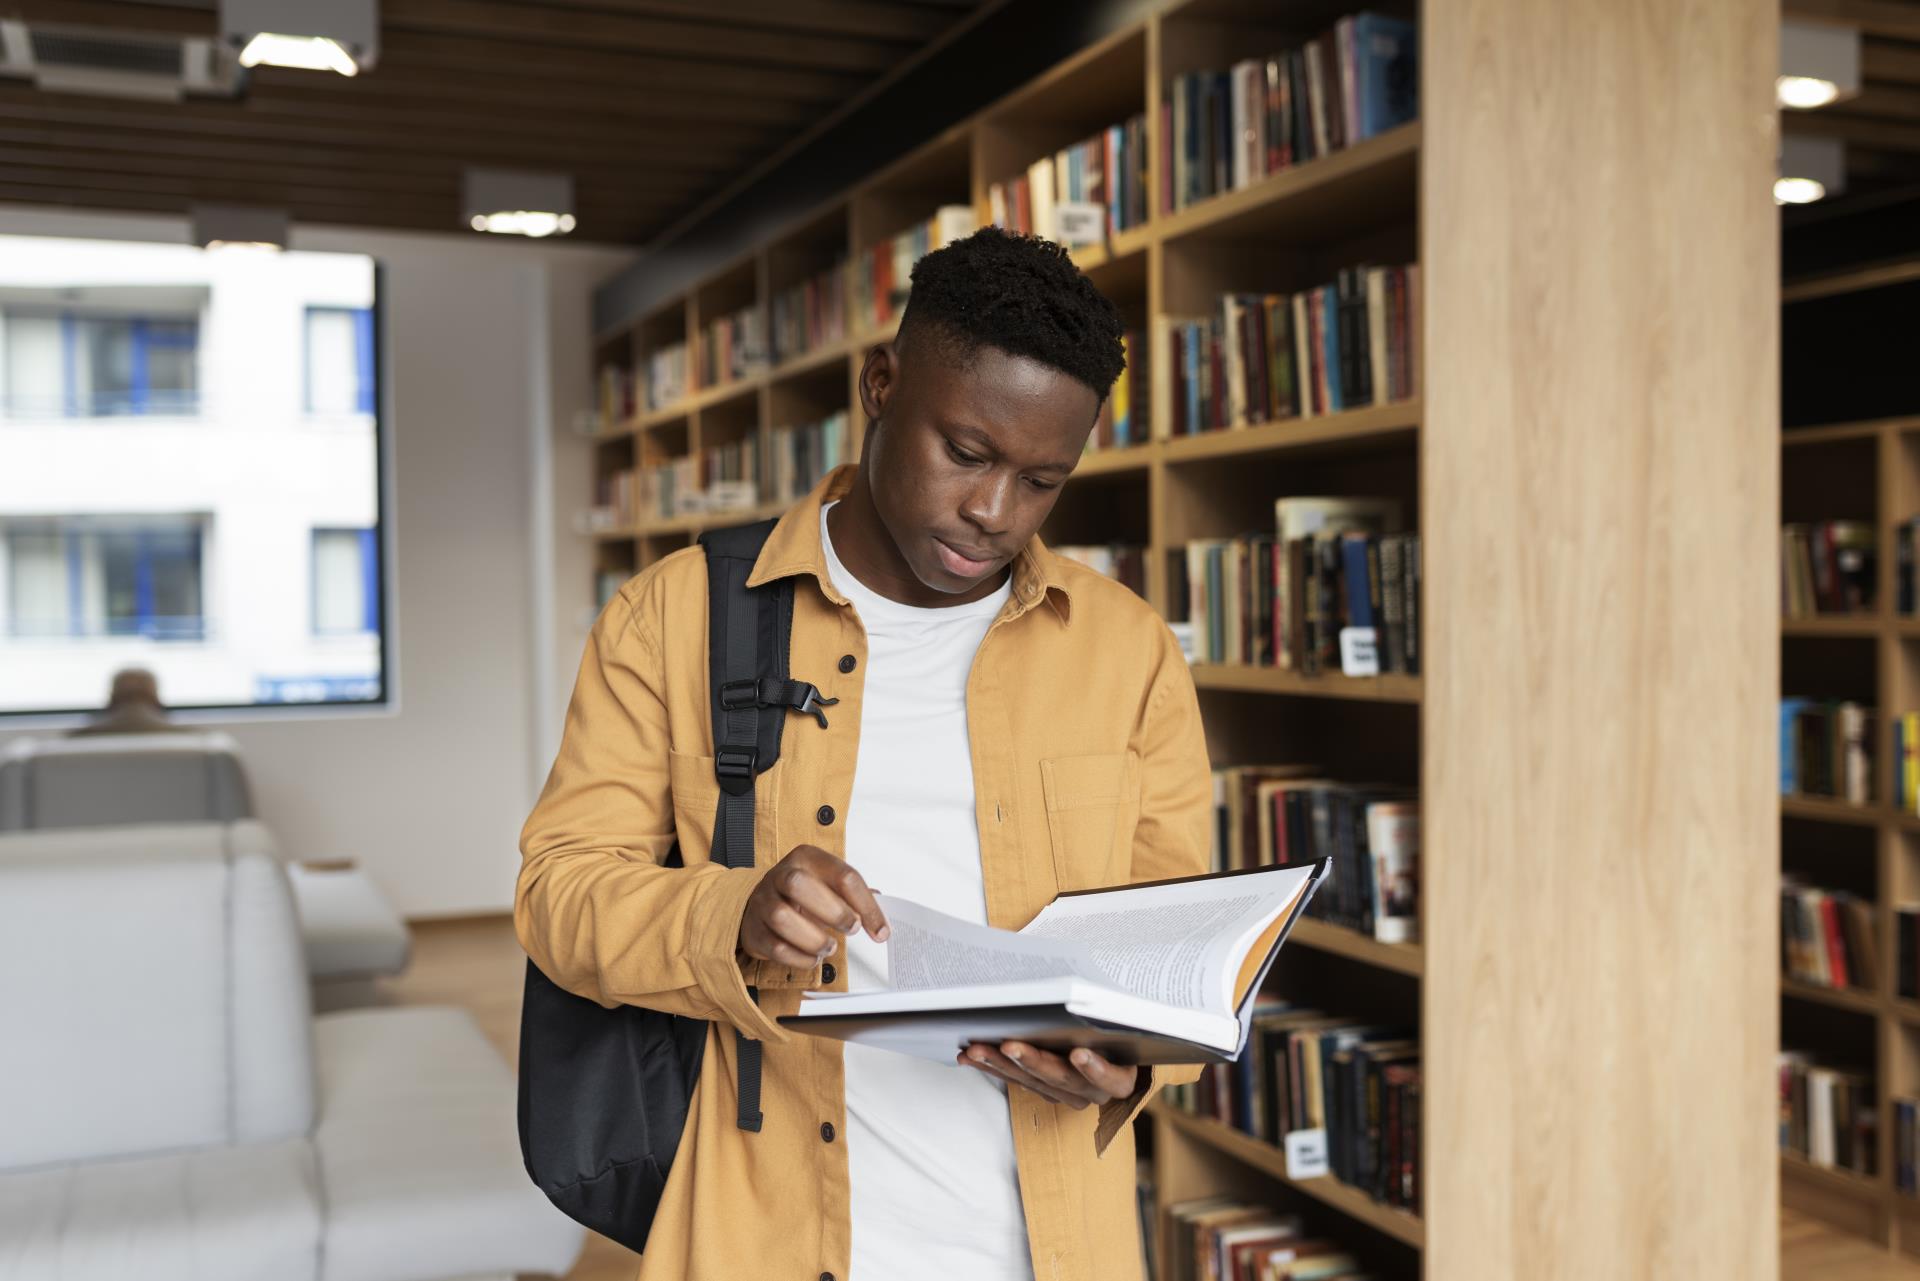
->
[0,235,384,716]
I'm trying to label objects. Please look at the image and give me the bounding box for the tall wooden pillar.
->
[1421,1,1780,1277]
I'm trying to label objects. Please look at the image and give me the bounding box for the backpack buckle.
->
[791,683,840,729]
[715,745,758,788]
[718,679,759,711]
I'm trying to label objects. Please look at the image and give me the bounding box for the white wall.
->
[0,205,634,919]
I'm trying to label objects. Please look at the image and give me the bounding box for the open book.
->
[779,861,1326,1066]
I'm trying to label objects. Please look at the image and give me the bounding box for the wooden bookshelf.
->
[1150,1101,1426,1249]
[582,0,1778,1275]
[1779,260,1920,1254]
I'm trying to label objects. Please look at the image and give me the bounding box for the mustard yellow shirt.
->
[516,464,1211,1281]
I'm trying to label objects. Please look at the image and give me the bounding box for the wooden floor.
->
[388,915,1920,1281]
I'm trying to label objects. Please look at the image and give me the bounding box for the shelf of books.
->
[589,5,1419,1278]
[1778,258,1920,1254]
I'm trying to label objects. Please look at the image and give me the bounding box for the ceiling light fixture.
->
[1778,21,1860,110]
[191,202,290,250]
[219,0,378,78]
[238,33,358,76]
[1775,135,1845,206]
[463,169,576,238]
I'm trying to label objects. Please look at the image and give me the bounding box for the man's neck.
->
[826,468,1010,609]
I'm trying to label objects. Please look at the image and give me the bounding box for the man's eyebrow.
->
[939,420,1076,473]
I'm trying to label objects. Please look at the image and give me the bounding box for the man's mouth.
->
[933,536,997,578]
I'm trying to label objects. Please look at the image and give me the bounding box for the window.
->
[2,310,200,417]
[305,306,374,416]
[0,235,385,716]
[3,519,205,641]
[312,527,379,636]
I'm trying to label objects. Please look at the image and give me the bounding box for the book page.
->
[877,896,1110,991]
[1021,864,1318,1013]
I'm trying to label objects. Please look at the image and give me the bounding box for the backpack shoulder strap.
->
[695,516,838,1134]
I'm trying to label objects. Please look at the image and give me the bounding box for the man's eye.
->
[1026,477,1057,492]
[946,441,982,465]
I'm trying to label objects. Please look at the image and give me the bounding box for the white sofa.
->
[0,733,412,989]
[0,822,584,1281]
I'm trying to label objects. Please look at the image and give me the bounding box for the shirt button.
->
[838,654,856,673]
[820,1122,835,1142]
[821,1274,836,1281]
[816,804,835,825]
[821,962,836,984]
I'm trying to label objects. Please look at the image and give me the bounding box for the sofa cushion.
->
[311,1007,584,1281]
[0,1135,321,1281]
[0,732,252,831]
[0,823,314,1171]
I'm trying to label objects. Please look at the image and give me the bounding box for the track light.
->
[463,169,577,238]
[220,0,379,77]
[1778,21,1860,111]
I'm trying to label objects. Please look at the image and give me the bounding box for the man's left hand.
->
[957,1040,1138,1109]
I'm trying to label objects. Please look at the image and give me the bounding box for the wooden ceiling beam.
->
[1847,82,1920,116]
[0,124,734,184]
[0,181,659,238]
[378,0,909,73]
[0,99,761,173]
[1785,1,1920,42]
[244,71,814,130]
[1863,40,1920,82]
[0,140,699,202]
[1784,109,1920,149]
[65,0,962,41]
[0,160,669,215]
[0,85,786,153]
[373,31,865,101]
[486,0,958,42]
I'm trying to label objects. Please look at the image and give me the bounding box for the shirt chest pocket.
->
[1039,751,1140,892]
[668,751,720,864]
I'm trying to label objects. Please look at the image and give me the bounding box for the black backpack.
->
[516,518,839,1253]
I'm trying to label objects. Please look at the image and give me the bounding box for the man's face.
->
[861,340,1099,595]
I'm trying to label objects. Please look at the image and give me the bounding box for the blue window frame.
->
[6,311,201,417]
[304,306,374,415]
[4,520,204,640]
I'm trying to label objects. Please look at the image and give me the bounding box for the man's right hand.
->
[739,844,890,968]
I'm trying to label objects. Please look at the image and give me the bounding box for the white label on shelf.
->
[1339,626,1379,677]
[1284,1128,1330,1179]
[1054,201,1106,247]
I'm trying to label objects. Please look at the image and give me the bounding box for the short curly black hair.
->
[895,225,1126,402]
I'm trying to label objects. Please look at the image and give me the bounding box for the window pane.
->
[99,531,141,634]
[145,319,198,414]
[84,318,136,417]
[6,531,67,636]
[148,529,202,639]
[306,309,360,415]
[4,315,64,418]
[313,529,366,633]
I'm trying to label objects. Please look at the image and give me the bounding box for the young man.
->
[517,227,1211,1281]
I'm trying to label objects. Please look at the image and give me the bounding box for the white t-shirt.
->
[819,501,1034,1281]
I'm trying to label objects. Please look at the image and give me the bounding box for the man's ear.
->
[857,342,898,424]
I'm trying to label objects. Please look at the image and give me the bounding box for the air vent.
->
[31,29,182,77]
[0,19,242,101]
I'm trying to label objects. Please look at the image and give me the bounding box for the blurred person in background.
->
[67,666,189,737]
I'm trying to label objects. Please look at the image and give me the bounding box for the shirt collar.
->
[746,463,1072,626]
